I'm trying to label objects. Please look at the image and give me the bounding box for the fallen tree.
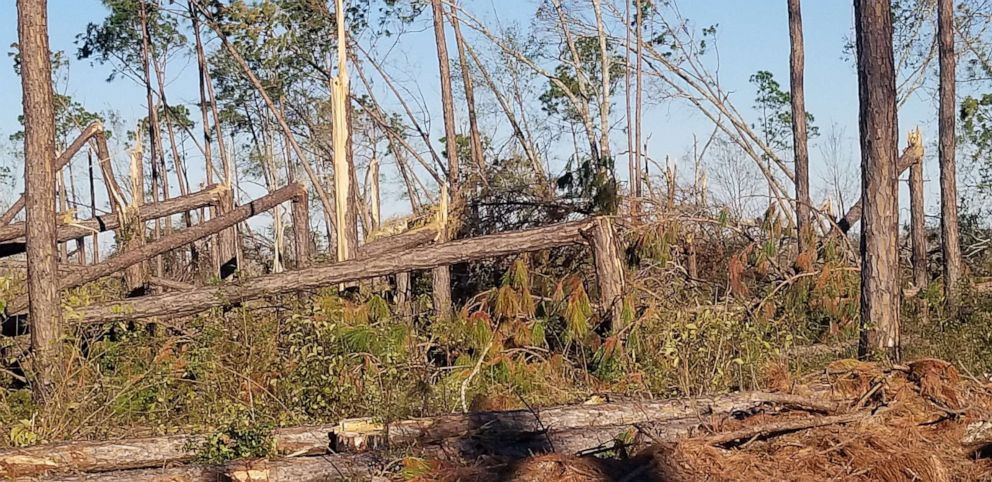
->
[1,389,842,479]
[0,185,227,247]
[5,184,306,315]
[71,218,598,324]
[0,122,106,228]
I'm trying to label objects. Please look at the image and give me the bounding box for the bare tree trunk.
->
[190,1,214,186]
[75,219,593,324]
[431,0,458,321]
[151,54,193,230]
[5,185,306,316]
[788,0,812,256]
[591,0,612,161]
[448,1,487,186]
[56,167,69,262]
[938,0,962,313]
[17,0,61,401]
[87,149,99,263]
[582,218,626,333]
[634,0,644,200]
[624,0,635,209]
[854,0,900,361]
[291,190,311,269]
[908,129,927,290]
[138,0,165,277]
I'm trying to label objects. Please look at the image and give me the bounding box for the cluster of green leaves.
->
[749,70,818,156]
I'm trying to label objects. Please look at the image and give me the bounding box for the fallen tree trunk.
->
[836,139,922,233]
[38,454,378,482]
[5,184,305,315]
[0,185,226,246]
[333,390,841,451]
[356,226,437,260]
[4,389,843,479]
[0,123,104,228]
[0,424,336,478]
[73,218,594,324]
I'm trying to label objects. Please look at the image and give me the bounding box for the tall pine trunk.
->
[938,0,962,313]
[788,0,811,256]
[18,0,61,402]
[854,0,900,361]
[431,0,457,320]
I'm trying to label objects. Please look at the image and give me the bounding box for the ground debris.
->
[412,358,992,482]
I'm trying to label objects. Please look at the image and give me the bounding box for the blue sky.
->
[0,0,951,221]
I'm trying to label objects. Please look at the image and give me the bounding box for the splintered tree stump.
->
[581,217,627,333]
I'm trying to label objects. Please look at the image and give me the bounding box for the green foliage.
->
[749,70,818,155]
[76,0,187,81]
[539,36,626,123]
[188,405,274,464]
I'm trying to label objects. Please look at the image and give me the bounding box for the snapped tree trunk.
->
[431,0,458,321]
[908,128,927,291]
[73,219,594,325]
[581,217,626,333]
[854,0,901,361]
[938,0,962,313]
[5,184,305,316]
[788,0,812,255]
[17,0,61,402]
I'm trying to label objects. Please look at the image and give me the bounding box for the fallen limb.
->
[73,218,594,324]
[698,411,870,447]
[837,139,922,233]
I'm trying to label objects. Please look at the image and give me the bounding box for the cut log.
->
[0,424,335,478]
[4,184,305,316]
[581,217,626,333]
[73,218,593,324]
[698,411,870,447]
[0,185,226,246]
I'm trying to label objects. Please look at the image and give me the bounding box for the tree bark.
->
[449,0,487,186]
[5,390,839,479]
[73,219,594,324]
[788,0,812,255]
[291,189,311,269]
[5,184,305,316]
[0,424,337,478]
[0,185,225,245]
[854,0,901,361]
[938,0,962,313]
[908,129,928,291]
[836,138,922,233]
[581,217,626,333]
[431,0,458,321]
[17,0,61,401]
